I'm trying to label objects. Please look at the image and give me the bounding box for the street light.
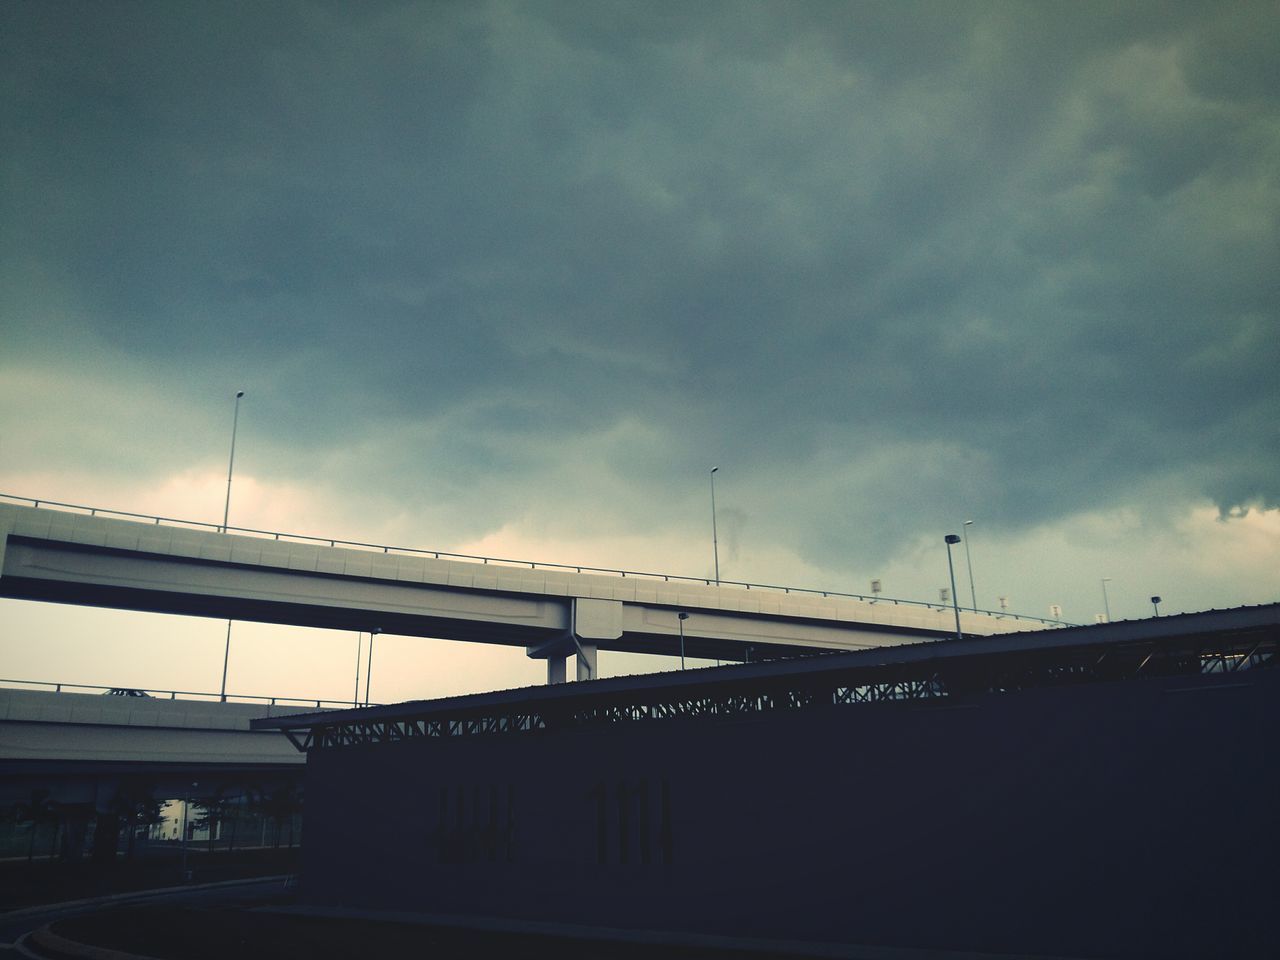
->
[364,628,382,706]
[353,631,363,706]
[222,391,245,533]
[219,621,235,702]
[944,535,962,640]
[1101,578,1113,623]
[1151,596,1162,617]
[219,390,245,702]
[677,612,689,670]
[709,467,720,585]
[180,780,198,882]
[962,520,976,611]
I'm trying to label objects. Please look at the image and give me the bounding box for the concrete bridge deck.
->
[0,686,311,807]
[0,501,1051,681]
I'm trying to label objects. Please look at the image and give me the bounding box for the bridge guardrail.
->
[0,493,1074,628]
[0,677,365,709]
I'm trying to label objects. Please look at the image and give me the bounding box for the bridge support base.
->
[526,599,615,685]
[528,637,597,685]
[576,642,597,682]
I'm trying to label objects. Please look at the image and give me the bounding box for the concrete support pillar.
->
[61,809,91,862]
[576,642,597,682]
[91,776,121,864]
[92,811,121,864]
[528,598,617,686]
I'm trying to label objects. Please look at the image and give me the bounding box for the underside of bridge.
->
[0,505,984,686]
[0,686,312,865]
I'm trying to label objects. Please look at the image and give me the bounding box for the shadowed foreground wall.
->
[300,667,1277,958]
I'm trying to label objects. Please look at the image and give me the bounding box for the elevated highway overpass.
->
[0,686,311,808]
[0,685,318,863]
[0,499,1057,682]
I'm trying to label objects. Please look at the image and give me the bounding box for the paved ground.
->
[0,877,290,956]
[0,846,300,912]
[0,855,1040,959]
[48,903,821,960]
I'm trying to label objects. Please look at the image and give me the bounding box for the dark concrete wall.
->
[301,667,1278,958]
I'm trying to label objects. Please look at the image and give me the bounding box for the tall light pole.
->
[222,391,246,533]
[962,519,976,611]
[179,780,197,881]
[352,632,363,706]
[709,467,720,585]
[677,612,689,670]
[1101,578,1113,623]
[944,535,962,640]
[219,621,235,702]
[219,391,245,702]
[364,627,382,706]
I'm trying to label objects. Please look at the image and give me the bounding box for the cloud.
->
[1,0,1276,701]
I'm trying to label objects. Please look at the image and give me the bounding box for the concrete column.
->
[91,777,123,863]
[576,642,597,682]
[92,811,122,863]
[61,808,91,862]
[547,657,567,685]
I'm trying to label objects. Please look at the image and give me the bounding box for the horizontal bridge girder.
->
[0,687,308,806]
[2,538,569,645]
[0,503,1035,661]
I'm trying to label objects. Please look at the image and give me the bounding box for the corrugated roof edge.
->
[251,602,1279,733]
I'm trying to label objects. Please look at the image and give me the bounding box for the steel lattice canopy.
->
[252,603,1279,753]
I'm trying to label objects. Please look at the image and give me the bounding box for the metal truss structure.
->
[267,609,1278,754]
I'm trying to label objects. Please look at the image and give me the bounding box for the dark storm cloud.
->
[2,1,1277,572]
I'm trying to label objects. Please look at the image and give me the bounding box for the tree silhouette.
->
[13,790,60,863]
[250,784,304,849]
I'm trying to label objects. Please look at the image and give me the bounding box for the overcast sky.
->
[2,1,1277,704]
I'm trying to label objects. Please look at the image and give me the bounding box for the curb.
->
[262,905,1067,960]
[26,924,168,960]
[1,875,293,923]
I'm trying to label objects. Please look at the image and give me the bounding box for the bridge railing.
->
[0,493,1073,627]
[0,676,362,709]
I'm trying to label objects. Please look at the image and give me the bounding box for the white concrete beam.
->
[0,504,1050,669]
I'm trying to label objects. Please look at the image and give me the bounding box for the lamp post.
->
[218,621,234,703]
[179,790,189,878]
[944,535,962,640]
[962,520,976,610]
[352,632,363,706]
[364,628,382,706]
[1151,596,1162,617]
[1101,578,1113,623]
[709,467,720,585]
[222,391,245,533]
[179,780,197,881]
[219,391,244,702]
[678,612,689,670]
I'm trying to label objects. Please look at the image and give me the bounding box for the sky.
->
[1,1,1277,706]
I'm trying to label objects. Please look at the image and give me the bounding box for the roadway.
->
[0,684,312,854]
[0,501,1052,683]
[0,687,307,784]
[0,876,291,955]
